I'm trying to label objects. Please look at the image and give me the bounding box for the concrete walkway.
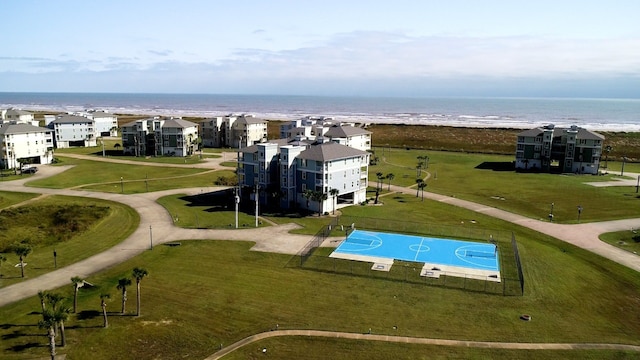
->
[205,329,640,359]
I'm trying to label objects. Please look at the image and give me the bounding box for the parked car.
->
[22,167,38,174]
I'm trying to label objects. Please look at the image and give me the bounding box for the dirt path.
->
[204,329,640,359]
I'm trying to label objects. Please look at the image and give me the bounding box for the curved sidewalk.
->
[205,329,640,359]
[378,182,640,272]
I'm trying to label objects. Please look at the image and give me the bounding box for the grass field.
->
[0,191,40,208]
[0,195,139,287]
[600,230,640,255]
[0,228,638,359]
[1,123,639,359]
[369,149,640,223]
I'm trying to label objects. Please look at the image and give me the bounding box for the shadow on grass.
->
[76,310,101,320]
[180,190,234,213]
[7,342,44,352]
[475,161,515,171]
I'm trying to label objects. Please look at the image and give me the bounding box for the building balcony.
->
[315,180,324,187]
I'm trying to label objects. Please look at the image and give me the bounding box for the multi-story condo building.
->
[199,114,267,148]
[0,123,54,170]
[49,114,97,148]
[280,117,372,151]
[515,124,604,174]
[84,110,118,137]
[238,138,369,213]
[1,108,37,126]
[121,117,199,157]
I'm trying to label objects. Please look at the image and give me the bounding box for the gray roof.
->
[517,128,544,137]
[162,118,198,128]
[324,125,371,138]
[517,126,604,141]
[51,115,94,124]
[5,108,32,116]
[236,116,266,125]
[576,128,605,140]
[0,123,52,135]
[239,138,290,153]
[297,142,368,162]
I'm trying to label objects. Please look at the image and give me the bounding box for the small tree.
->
[71,276,84,313]
[114,143,121,150]
[13,242,32,278]
[117,277,132,314]
[132,267,149,317]
[39,309,59,360]
[46,293,70,347]
[386,173,395,191]
[38,290,50,313]
[415,179,424,197]
[418,181,427,201]
[100,293,110,328]
[329,188,340,215]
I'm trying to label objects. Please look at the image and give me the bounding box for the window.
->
[302,172,306,180]
[302,184,306,191]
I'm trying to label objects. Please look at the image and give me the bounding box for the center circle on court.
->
[409,244,430,253]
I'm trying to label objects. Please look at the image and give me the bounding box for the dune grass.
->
[0,195,139,287]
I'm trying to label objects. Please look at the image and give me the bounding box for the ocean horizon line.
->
[2,92,639,132]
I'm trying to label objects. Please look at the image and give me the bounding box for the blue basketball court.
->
[330,230,500,281]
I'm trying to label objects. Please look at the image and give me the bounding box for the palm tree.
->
[46,293,69,347]
[114,143,121,150]
[415,178,424,197]
[38,290,50,313]
[39,309,59,360]
[302,189,313,211]
[100,294,110,328]
[117,277,132,314]
[385,173,395,191]
[418,181,427,201]
[71,276,83,313]
[329,188,340,215]
[132,267,149,317]
[375,172,384,191]
[13,242,32,278]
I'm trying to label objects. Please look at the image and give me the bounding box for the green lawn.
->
[27,157,211,189]
[156,193,269,228]
[600,230,640,255]
[82,170,235,194]
[0,191,40,209]
[370,150,640,223]
[0,229,638,359]
[0,195,139,287]
[1,144,639,359]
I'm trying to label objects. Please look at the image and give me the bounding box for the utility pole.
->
[255,184,259,228]
[235,187,240,229]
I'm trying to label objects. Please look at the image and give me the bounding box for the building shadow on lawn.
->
[180,190,235,213]
[475,161,515,172]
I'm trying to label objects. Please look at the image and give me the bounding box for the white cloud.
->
[2,31,639,96]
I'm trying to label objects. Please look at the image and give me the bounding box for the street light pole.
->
[120,177,124,193]
[549,202,554,222]
[255,184,259,228]
[621,155,626,176]
[149,225,153,250]
[235,187,240,229]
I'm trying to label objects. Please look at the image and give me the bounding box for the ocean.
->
[1,92,639,132]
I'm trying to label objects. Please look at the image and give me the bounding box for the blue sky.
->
[1,0,639,97]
